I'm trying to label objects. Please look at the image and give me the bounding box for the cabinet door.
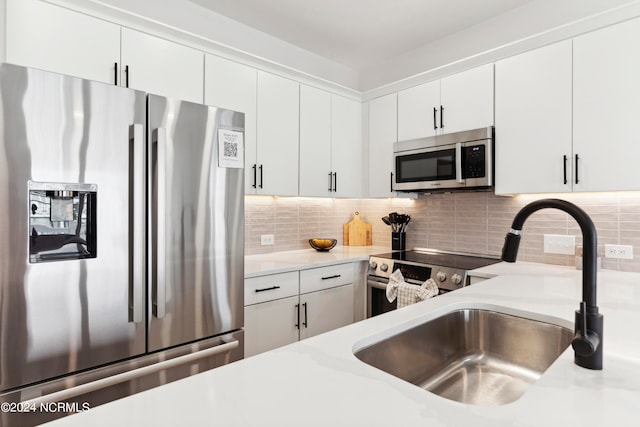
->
[6,0,120,84]
[244,295,299,357]
[397,80,440,141]
[331,95,363,198]
[495,40,573,195]
[440,64,494,134]
[299,284,354,340]
[573,17,640,192]
[204,55,257,193]
[368,93,397,198]
[256,71,300,196]
[299,85,332,197]
[121,28,204,103]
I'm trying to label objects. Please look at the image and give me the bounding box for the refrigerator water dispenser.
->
[29,181,97,263]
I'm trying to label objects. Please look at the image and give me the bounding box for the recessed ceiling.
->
[189,0,534,70]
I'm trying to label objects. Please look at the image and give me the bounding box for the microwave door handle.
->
[455,142,464,183]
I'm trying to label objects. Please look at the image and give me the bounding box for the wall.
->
[245,192,640,272]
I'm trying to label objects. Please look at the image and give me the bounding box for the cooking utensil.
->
[402,215,411,232]
[381,216,391,226]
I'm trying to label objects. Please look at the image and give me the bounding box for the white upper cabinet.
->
[256,71,300,197]
[397,64,494,142]
[440,64,494,134]
[495,40,573,195]
[6,0,120,84]
[299,87,362,198]
[299,85,332,197]
[330,95,362,198]
[7,0,203,103]
[204,55,257,193]
[573,17,640,192]
[397,80,440,141]
[121,28,204,103]
[368,93,397,198]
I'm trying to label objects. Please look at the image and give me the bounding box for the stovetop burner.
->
[372,249,501,271]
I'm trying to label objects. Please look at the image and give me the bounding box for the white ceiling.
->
[188,0,535,71]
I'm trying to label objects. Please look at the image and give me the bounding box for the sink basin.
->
[354,308,573,405]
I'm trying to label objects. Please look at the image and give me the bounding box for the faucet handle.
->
[571,301,603,369]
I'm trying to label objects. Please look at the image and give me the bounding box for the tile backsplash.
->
[245,192,640,272]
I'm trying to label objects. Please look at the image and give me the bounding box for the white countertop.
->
[47,262,640,426]
[244,245,389,277]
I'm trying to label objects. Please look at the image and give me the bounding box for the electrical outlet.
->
[260,234,274,246]
[604,244,633,259]
[543,234,576,255]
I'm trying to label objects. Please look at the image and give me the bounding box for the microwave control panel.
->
[463,145,486,178]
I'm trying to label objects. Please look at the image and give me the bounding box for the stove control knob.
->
[436,271,447,282]
[380,263,389,272]
[369,261,378,270]
[451,274,462,285]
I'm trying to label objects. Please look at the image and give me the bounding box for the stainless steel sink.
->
[354,308,573,405]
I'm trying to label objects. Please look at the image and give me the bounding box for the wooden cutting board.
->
[343,211,372,246]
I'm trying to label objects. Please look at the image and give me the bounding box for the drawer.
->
[300,263,354,294]
[245,271,299,306]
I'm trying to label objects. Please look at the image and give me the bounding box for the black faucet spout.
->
[501,198,603,370]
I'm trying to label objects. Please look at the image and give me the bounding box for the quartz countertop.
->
[47,262,640,426]
[244,245,389,277]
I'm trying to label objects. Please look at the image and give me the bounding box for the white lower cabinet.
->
[244,295,299,357]
[299,283,354,340]
[244,263,355,358]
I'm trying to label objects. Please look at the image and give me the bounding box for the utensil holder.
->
[391,232,406,251]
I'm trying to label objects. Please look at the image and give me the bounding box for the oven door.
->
[393,142,465,192]
[367,275,397,318]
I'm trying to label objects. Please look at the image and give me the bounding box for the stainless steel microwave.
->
[393,126,494,192]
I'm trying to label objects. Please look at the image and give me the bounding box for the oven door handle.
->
[455,142,464,184]
[367,277,389,290]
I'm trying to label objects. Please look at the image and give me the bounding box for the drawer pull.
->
[321,274,341,280]
[255,285,281,293]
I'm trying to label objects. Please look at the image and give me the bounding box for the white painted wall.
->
[0,0,6,62]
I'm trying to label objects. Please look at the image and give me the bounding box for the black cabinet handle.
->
[333,172,337,192]
[302,302,308,328]
[259,164,264,188]
[433,107,437,129]
[321,274,341,280]
[125,65,130,88]
[575,154,580,184]
[255,285,280,293]
[440,105,444,128]
[328,172,333,192]
[252,164,257,188]
[295,303,300,329]
[114,62,118,86]
[563,155,568,185]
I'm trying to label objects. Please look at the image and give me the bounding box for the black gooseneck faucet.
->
[501,199,603,370]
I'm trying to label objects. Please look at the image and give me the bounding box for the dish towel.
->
[386,269,439,308]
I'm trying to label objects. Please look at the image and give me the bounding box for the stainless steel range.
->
[367,249,501,317]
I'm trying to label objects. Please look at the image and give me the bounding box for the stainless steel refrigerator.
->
[0,63,244,425]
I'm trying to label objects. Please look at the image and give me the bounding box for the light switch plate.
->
[543,234,576,255]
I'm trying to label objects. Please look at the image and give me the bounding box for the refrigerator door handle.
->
[130,124,144,323]
[153,128,167,318]
[20,340,239,407]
